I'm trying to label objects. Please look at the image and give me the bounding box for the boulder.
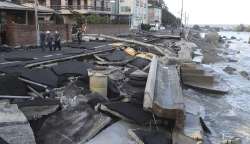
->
[223,66,237,75]
[205,32,220,44]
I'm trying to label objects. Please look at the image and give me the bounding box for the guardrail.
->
[49,5,111,11]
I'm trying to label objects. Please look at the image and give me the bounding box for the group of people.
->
[40,31,61,52]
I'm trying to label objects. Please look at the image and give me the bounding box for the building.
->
[148,0,162,30]
[35,0,112,24]
[0,0,37,45]
[119,0,148,29]
[0,0,71,46]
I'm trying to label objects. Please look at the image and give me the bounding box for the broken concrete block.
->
[181,64,229,94]
[181,74,215,85]
[0,101,36,144]
[144,56,185,130]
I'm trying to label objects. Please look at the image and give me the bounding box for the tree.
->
[162,7,181,27]
[193,25,200,30]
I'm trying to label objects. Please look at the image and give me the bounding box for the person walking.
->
[46,31,53,51]
[40,31,46,52]
[76,29,82,44]
[54,31,61,51]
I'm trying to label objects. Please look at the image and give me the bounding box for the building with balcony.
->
[119,0,148,29]
[148,0,162,29]
[34,0,112,24]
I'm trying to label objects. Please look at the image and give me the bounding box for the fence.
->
[5,23,72,46]
[85,24,130,35]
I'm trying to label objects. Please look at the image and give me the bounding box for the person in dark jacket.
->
[76,29,82,44]
[54,31,61,51]
[46,31,53,51]
[40,31,46,52]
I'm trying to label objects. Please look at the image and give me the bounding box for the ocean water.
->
[186,31,250,143]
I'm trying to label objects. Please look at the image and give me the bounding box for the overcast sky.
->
[165,0,250,25]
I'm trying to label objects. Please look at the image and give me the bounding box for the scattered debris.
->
[0,31,230,144]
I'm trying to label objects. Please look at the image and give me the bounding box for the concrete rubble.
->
[0,31,228,144]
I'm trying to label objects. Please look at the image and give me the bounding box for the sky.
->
[164,0,250,25]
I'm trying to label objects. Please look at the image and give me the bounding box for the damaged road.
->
[0,32,224,144]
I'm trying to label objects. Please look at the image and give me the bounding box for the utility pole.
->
[34,0,40,46]
[185,12,187,26]
[180,0,183,28]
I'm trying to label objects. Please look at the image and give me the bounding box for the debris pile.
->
[0,33,227,144]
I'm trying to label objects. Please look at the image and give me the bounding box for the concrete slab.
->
[0,101,36,144]
[144,56,185,130]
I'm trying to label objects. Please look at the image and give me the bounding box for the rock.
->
[228,58,238,62]
[205,32,220,44]
[231,36,237,40]
[223,66,237,75]
[240,71,250,80]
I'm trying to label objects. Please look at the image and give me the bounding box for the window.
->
[121,6,131,12]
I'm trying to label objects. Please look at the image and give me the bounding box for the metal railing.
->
[49,5,111,12]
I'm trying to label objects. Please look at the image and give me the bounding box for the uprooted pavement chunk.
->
[37,103,111,144]
[0,74,28,96]
[20,68,59,88]
[52,60,94,78]
[98,49,131,62]
[98,102,156,125]
[129,57,151,69]
[0,101,36,144]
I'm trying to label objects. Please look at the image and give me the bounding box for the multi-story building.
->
[30,0,112,24]
[119,0,148,29]
[148,0,162,29]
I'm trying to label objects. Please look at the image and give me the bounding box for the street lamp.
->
[34,0,40,46]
